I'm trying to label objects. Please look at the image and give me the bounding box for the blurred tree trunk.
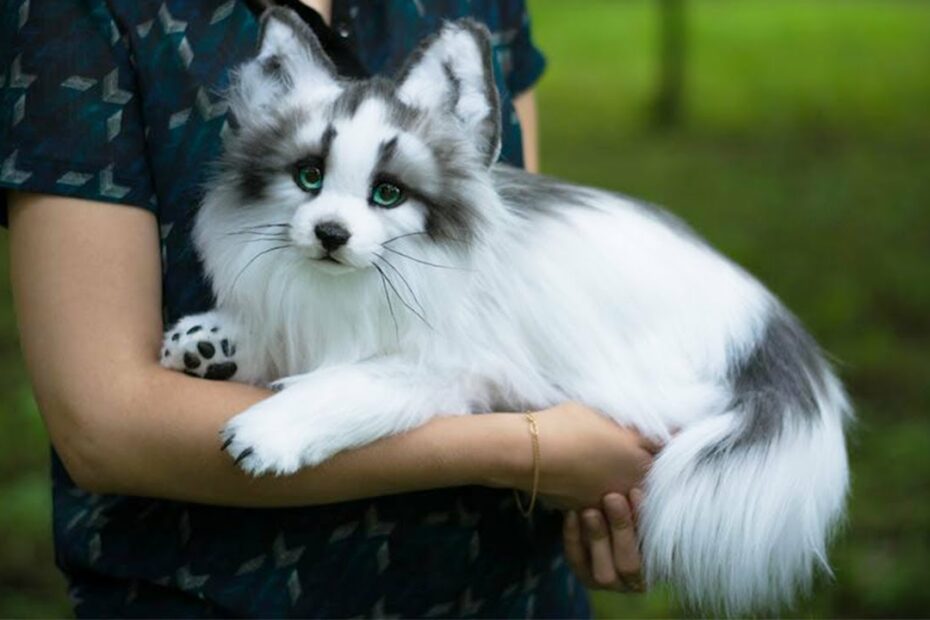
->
[652,0,687,128]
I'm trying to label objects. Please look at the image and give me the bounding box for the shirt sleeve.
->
[0,0,157,225]
[497,1,547,97]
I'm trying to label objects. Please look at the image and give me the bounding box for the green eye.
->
[295,163,324,192]
[371,182,404,208]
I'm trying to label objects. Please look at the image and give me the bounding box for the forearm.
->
[61,362,528,506]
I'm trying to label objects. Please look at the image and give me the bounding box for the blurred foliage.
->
[1,0,929,616]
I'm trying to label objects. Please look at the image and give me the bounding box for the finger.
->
[563,511,595,588]
[627,489,648,591]
[582,509,622,590]
[603,494,645,592]
[629,487,646,592]
[629,487,644,527]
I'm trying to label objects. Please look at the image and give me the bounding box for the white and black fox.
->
[162,8,850,614]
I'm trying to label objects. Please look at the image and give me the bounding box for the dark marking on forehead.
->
[320,123,337,161]
[329,77,423,131]
[376,136,399,169]
[388,103,423,131]
[332,83,368,119]
[331,79,390,118]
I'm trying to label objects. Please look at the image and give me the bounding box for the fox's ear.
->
[230,8,338,121]
[397,20,501,167]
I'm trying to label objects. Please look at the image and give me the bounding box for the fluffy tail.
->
[640,309,851,615]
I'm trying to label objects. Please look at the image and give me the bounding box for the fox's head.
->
[198,8,504,292]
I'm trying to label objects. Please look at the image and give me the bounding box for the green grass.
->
[1,0,929,616]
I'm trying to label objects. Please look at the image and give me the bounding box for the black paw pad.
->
[204,362,237,381]
[197,341,216,359]
[186,325,203,335]
[183,352,201,369]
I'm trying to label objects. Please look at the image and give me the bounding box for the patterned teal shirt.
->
[0,0,590,617]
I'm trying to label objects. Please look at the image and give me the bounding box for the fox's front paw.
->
[220,380,351,476]
[162,312,239,381]
[220,404,310,476]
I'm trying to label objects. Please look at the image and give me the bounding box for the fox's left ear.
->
[397,20,501,167]
[229,8,338,124]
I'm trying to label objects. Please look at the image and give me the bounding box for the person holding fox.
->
[1,0,654,616]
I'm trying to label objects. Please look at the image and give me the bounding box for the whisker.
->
[242,223,292,230]
[375,253,427,318]
[383,230,464,246]
[226,223,291,237]
[381,246,467,271]
[381,231,431,245]
[373,262,432,330]
[230,244,290,290]
[235,235,290,246]
[226,231,291,240]
[226,231,290,238]
[373,264,400,341]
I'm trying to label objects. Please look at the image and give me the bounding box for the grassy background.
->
[1,0,929,616]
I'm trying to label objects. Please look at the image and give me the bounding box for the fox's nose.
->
[314,221,351,251]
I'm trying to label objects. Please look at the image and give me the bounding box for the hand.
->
[564,489,646,592]
[528,402,661,509]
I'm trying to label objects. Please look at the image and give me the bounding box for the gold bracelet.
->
[514,412,540,518]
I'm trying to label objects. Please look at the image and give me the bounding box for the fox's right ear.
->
[396,20,501,167]
[229,8,338,122]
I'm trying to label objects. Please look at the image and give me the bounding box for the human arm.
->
[514,89,540,173]
[7,191,654,507]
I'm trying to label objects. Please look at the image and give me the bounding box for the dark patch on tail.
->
[704,307,828,459]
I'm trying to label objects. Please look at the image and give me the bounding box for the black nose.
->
[314,222,351,251]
